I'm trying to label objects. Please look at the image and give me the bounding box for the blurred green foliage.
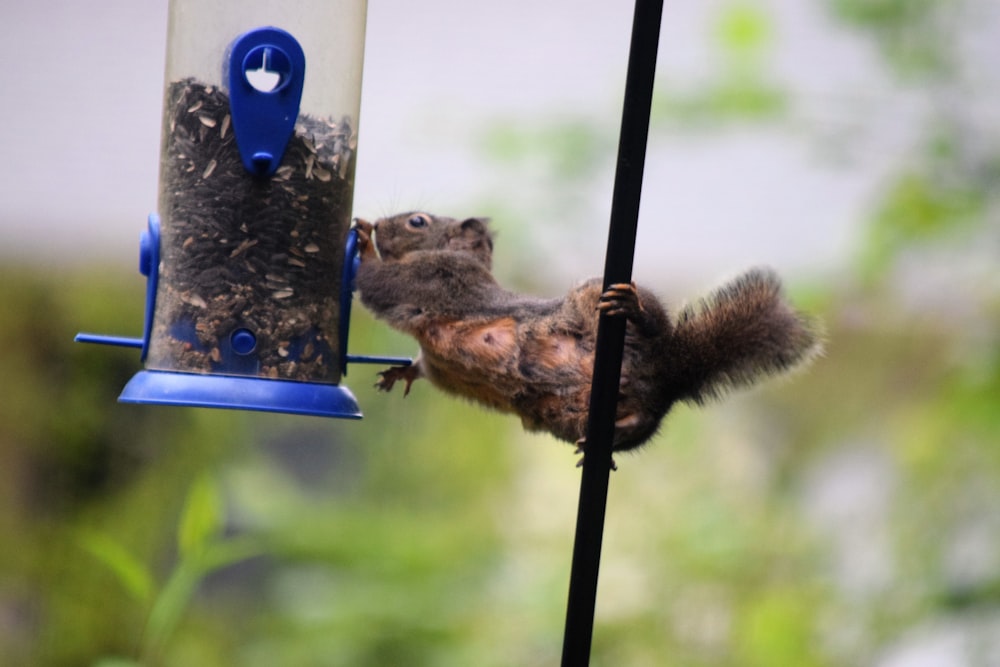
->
[860,126,994,283]
[0,269,522,666]
[3,0,999,664]
[2,204,996,665]
[828,0,951,76]
[654,2,787,126]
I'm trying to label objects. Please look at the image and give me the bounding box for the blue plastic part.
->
[119,370,361,419]
[74,333,144,348]
[337,227,413,374]
[346,354,414,366]
[338,227,360,374]
[230,328,258,355]
[139,214,161,361]
[163,318,332,377]
[75,214,160,356]
[227,27,305,177]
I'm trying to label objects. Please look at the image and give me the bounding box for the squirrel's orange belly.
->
[417,317,522,412]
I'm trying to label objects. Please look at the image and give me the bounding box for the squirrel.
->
[353,212,822,459]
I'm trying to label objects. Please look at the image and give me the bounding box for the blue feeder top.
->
[226,27,306,178]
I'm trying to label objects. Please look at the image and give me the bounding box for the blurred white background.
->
[0,0,936,283]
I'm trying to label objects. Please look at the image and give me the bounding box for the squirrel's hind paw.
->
[573,439,618,471]
[597,282,643,320]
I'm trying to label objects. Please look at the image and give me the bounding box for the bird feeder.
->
[77,0,404,418]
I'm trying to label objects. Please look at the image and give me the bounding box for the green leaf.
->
[201,534,267,572]
[714,2,773,57]
[142,560,201,661]
[78,530,154,603]
[92,659,143,667]
[177,472,223,560]
[141,537,264,661]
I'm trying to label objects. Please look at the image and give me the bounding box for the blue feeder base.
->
[119,370,362,419]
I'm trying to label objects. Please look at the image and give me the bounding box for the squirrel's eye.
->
[407,214,429,229]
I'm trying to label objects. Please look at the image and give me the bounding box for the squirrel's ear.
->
[460,217,491,234]
[452,217,494,268]
[457,218,494,244]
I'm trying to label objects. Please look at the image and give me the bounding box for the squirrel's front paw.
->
[375,365,421,396]
[597,282,643,320]
[353,218,379,261]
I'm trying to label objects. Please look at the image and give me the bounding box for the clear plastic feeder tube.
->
[148,0,367,385]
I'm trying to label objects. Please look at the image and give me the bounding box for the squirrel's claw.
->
[375,364,420,396]
[597,282,643,320]
[575,454,618,472]
[573,438,618,471]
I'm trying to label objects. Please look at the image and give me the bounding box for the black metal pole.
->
[560,0,663,665]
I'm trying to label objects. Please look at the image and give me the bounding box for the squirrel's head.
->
[371,212,494,269]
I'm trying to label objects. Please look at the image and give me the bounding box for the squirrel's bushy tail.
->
[672,268,822,405]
